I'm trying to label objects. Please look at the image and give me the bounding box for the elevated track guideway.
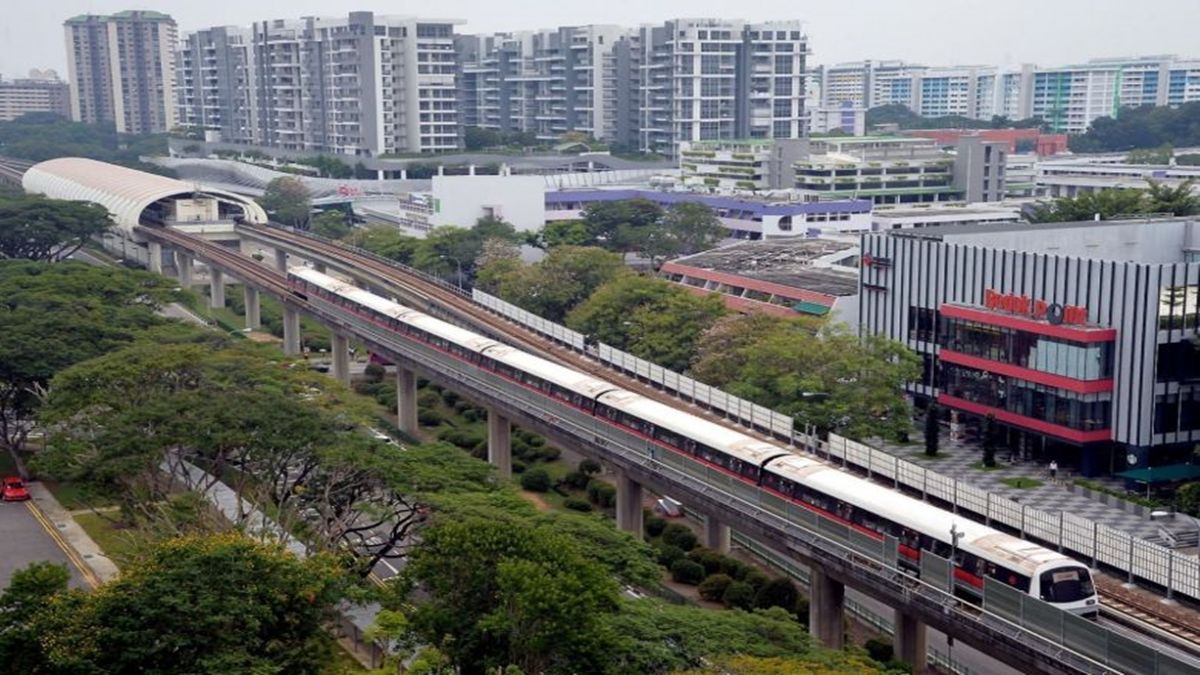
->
[135,221,1200,675]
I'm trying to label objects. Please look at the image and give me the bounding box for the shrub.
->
[511,459,526,473]
[754,577,799,611]
[721,581,756,610]
[1177,482,1200,517]
[645,517,667,538]
[417,409,442,426]
[579,459,602,475]
[417,390,441,408]
[363,363,385,383]
[461,407,482,422]
[441,389,460,406]
[865,638,894,664]
[670,559,706,585]
[537,446,561,462]
[586,480,616,508]
[520,467,552,492]
[661,523,698,552]
[564,497,593,512]
[741,568,770,590]
[698,573,733,601]
[656,544,685,568]
[721,558,749,580]
[563,471,591,490]
[687,548,725,576]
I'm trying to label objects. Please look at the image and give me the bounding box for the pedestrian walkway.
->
[872,429,1164,541]
[27,482,120,585]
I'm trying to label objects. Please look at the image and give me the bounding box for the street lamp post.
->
[949,523,964,593]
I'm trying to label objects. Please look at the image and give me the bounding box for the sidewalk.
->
[26,482,120,585]
[873,428,1164,541]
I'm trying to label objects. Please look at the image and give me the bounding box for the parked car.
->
[2,477,30,502]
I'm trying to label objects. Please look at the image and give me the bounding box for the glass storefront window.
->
[939,317,1113,380]
[939,363,1111,431]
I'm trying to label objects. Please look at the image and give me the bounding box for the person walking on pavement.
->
[1049,459,1058,483]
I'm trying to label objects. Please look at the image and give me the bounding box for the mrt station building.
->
[859,217,1200,476]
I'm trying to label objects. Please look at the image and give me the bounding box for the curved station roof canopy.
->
[22,157,267,232]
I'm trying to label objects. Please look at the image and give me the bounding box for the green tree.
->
[0,195,113,261]
[0,562,70,672]
[721,581,756,610]
[691,317,920,442]
[566,275,725,371]
[0,261,178,450]
[1176,482,1200,517]
[1145,180,1200,216]
[309,209,352,239]
[698,573,734,601]
[520,466,551,492]
[635,202,725,269]
[343,225,421,263]
[393,514,619,674]
[539,219,594,248]
[258,176,311,228]
[753,577,799,611]
[1,533,347,674]
[580,199,664,253]
[477,245,629,322]
[1126,144,1174,165]
[1069,101,1200,152]
[670,558,706,585]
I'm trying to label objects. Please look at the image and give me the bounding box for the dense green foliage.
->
[866,104,1045,132]
[0,195,113,262]
[477,245,629,322]
[309,209,353,239]
[463,126,542,151]
[556,199,725,264]
[1070,102,1200,152]
[0,112,174,176]
[691,314,921,441]
[566,275,726,371]
[1028,181,1200,222]
[0,534,347,674]
[258,176,312,228]
[0,261,180,449]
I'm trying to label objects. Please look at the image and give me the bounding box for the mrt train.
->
[288,267,1100,616]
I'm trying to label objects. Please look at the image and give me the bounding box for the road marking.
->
[24,501,102,589]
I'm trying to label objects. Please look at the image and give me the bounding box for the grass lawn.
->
[1001,477,1043,489]
[42,480,116,511]
[72,512,143,567]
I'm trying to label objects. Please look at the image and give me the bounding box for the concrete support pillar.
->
[175,252,194,288]
[147,241,162,274]
[704,515,731,554]
[400,169,407,180]
[616,471,644,538]
[468,164,476,176]
[808,568,845,650]
[893,611,928,674]
[331,333,350,386]
[487,409,511,479]
[377,169,386,180]
[282,306,301,355]
[274,249,288,274]
[209,268,225,309]
[396,367,418,435]
[243,286,261,330]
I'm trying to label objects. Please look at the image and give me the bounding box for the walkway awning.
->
[1115,464,1200,484]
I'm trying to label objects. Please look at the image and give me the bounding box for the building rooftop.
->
[671,239,860,296]
[889,216,1200,264]
[546,189,872,217]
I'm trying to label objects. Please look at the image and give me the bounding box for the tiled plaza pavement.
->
[870,429,1171,541]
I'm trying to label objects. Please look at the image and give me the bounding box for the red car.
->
[2,477,30,502]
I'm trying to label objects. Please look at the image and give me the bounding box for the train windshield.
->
[1039,567,1095,603]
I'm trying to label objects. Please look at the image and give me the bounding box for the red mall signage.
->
[983,289,1088,326]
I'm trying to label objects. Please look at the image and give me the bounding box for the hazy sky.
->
[3,0,1197,78]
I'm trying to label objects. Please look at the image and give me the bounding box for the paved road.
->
[0,500,87,589]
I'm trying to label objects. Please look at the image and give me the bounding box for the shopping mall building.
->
[859,217,1200,476]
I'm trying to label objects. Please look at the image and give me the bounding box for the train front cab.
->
[1031,563,1099,617]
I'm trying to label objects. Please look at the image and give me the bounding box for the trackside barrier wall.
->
[470,288,1200,602]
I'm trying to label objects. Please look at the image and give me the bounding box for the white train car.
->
[286,267,1099,616]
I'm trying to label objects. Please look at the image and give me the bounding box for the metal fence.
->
[472,288,1200,604]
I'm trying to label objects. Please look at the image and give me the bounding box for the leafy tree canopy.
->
[0,195,113,262]
[309,209,352,240]
[1070,102,1200,152]
[0,534,348,675]
[1028,180,1200,222]
[477,245,629,322]
[258,176,311,228]
[865,104,1046,132]
[0,112,174,176]
[691,315,920,441]
[566,275,726,371]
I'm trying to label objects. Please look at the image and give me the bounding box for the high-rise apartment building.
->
[818,55,1200,134]
[178,12,460,156]
[456,25,628,142]
[457,19,808,158]
[64,11,177,134]
[0,71,71,122]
